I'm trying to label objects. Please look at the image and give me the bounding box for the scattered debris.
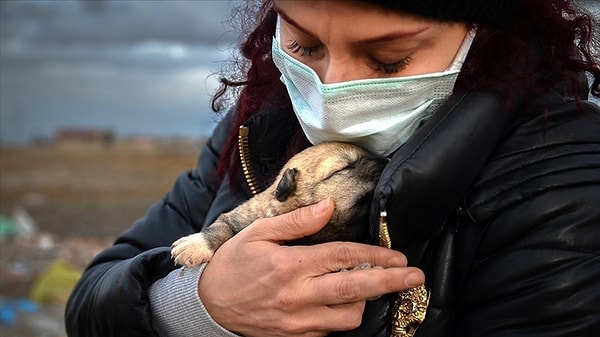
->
[0,227,112,337]
[30,260,81,305]
[12,206,38,237]
[0,215,19,239]
[0,298,39,326]
[1,142,199,336]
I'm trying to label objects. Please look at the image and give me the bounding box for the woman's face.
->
[273,0,468,83]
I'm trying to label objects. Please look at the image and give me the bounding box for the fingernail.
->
[388,256,407,267]
[312,198,330,215]
[405,272,425,288]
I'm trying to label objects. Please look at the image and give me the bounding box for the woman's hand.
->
[198,198,425,337]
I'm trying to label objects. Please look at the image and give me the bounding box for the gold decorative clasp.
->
[390,285,429,337]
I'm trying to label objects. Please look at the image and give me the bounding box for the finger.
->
[306,266,425,306]
[292,241,408,273]
[243,198,335,243]
[325,301,366,332]
[281,301,366,334]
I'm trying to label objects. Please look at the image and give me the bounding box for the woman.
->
[65,0,600,336]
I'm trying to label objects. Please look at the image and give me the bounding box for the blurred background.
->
[0,1,598,337]
[1,1,241,336]
[1,0,241,145]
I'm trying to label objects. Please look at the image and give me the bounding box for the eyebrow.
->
[274,5,428,44]
[274,6,313,36]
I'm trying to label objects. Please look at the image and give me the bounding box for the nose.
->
[319,55,361,84]
[321,68,347,84]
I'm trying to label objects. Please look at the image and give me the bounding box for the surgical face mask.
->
[272,17,475,156]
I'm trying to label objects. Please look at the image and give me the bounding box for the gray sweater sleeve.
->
[148,264,242,337]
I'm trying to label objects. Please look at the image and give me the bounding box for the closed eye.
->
[286,40,323,57]
[323,160,359,181]
[370,55,413,74]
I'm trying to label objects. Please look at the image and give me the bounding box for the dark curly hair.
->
[212,0,600,180]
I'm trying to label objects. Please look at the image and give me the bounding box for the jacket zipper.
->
[238,125,260,196]
[378,201,429,337]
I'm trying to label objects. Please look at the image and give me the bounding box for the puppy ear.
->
[275,168,298,202]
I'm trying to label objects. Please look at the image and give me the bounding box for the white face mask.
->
[272,17,475,156]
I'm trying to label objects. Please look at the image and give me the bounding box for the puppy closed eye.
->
[324,160,360,180]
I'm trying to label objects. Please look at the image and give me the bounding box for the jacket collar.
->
[372,89,522,262]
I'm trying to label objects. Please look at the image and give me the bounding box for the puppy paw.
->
[351,262,373,271]
[171,233,215,268]
[346,263,382,301]
[340,262,373,272]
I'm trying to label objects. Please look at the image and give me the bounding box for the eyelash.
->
[286,41,322,57]
[372,56,413,74]
[285,40,412,74]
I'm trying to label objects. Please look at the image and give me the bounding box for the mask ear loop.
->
[447,28,476,72]
[274,14,281,42]
[273,15,287,85]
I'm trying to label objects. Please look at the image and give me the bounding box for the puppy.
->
[171,141,388,268]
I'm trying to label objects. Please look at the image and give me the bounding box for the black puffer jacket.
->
[65,84,600,337]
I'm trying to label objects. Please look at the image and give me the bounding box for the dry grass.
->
[0,141,202,238]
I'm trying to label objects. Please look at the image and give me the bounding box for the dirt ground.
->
[0,139,203,336]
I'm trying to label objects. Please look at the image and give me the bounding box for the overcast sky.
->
[0,0,243,144]
[1,1,598,145]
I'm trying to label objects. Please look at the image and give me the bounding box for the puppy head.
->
[270,141,388,244]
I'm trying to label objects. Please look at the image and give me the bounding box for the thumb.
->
[245,198,335,243]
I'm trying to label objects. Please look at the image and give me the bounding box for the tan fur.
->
[171,141,387,267]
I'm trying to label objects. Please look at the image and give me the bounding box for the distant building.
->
[54,127,114,146]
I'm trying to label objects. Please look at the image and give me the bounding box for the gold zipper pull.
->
[379,210,392,249]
